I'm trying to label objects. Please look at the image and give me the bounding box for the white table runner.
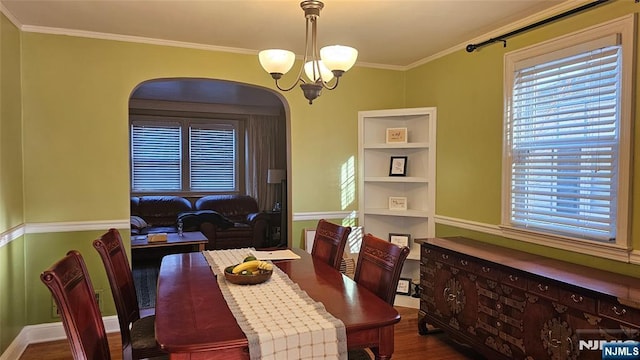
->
[204,249,347,360]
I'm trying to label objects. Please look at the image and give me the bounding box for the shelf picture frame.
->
[389,156,408,176]
[388,196,407,211]
[396,277,411,296]
[385,127,408,144]
[389,233,411,248]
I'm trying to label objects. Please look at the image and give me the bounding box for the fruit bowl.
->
[224,264,273,285]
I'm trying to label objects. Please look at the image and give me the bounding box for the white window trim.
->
[501,14,635,256]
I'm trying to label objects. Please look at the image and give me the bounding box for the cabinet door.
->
[429,252,478,334]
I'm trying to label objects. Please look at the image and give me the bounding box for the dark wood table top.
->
[155,248,401,358]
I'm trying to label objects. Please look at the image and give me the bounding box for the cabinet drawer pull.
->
[441,254,449,260]
[508,275,518,282]
[481,266,491,273]
[570,294,583,303]
[549,331,561,347]
[612,306,627,316]
[443,287,456,302]
[537,284,549,292]
[460,259,468,266]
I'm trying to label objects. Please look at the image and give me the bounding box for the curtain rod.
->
[466,0,612,53]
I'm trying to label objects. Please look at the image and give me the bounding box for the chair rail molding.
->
[0,224,25,249]
[293,210,357,221]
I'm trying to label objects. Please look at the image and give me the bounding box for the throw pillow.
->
[130,215,148,230]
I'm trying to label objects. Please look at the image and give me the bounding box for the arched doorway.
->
[128,78,289,259]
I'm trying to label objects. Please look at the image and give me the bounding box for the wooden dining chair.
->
[93,228,166,360]
[311,219,352,271]
[349,233,411,359]
[41,250,112,360]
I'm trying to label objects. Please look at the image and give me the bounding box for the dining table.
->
[154,248,401,359]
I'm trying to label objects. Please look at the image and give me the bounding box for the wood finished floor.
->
[19,306,484,359]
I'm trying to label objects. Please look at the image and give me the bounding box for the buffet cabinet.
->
[417,237,640,360]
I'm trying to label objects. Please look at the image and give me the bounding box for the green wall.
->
[0,12,26,352]
[405,0,640,276]
[3,0,640,355]
[13,30,405,337]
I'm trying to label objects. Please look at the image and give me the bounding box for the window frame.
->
[501,15,634,260]
[130,114,246,196]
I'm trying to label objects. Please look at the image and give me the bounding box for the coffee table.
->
[131,231,208,251]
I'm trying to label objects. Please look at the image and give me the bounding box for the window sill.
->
[434,215,631,263]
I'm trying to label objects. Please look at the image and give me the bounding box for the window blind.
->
[508,44,621,242]
[190,125,236,191]
[131,124,182,191]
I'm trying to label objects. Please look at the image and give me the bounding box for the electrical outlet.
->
[94,289,104,312]
[51,289,104,318]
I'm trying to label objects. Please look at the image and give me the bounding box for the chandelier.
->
[258,1,358,104]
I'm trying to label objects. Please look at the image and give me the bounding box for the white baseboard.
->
[0,316,119,360]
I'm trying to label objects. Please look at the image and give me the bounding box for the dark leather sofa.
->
[130,195,270,250]
[195,195,270,250]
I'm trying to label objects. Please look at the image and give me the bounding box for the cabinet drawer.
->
[425,247,455,265]
[558,288,596,313]
[477,262,502,281]
[599,299,640,326]
[527,279,559,300]
[501,272,527,290]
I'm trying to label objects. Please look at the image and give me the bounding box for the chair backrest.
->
[354,233,411,305]
[93,228,140,350]
[311,219,352,270]
[41,250,111,360]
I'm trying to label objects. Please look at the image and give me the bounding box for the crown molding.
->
[0,3,22,29]
[1,1,596,72]
[406,0,595,69]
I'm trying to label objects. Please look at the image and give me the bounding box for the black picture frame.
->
[396,277,412,295]
[389,156,408,176]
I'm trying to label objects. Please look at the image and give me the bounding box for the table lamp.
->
[267,169,285,212]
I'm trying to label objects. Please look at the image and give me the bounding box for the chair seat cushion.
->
[131,315,158,350]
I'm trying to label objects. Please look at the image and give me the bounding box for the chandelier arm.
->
[311,16,323,84]
[321,76,340,90]
[271,13,314,92]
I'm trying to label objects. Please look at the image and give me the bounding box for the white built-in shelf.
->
[364,176,429,183]
[358,107,437,284]
[363,208,430,218]
[394,294,420,309]
[363,142,430,149]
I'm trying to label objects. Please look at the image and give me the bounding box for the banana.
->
[232,260,260,274]
[231,260,273,274]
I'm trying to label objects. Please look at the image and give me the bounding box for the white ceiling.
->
[1,0,576,69]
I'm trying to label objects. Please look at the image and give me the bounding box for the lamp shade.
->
[303,60,334,83]
[267,169,286,184]
[259,49,296,75]
[320,45,358,72]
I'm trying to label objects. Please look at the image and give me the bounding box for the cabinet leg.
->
[418,315,442,335]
